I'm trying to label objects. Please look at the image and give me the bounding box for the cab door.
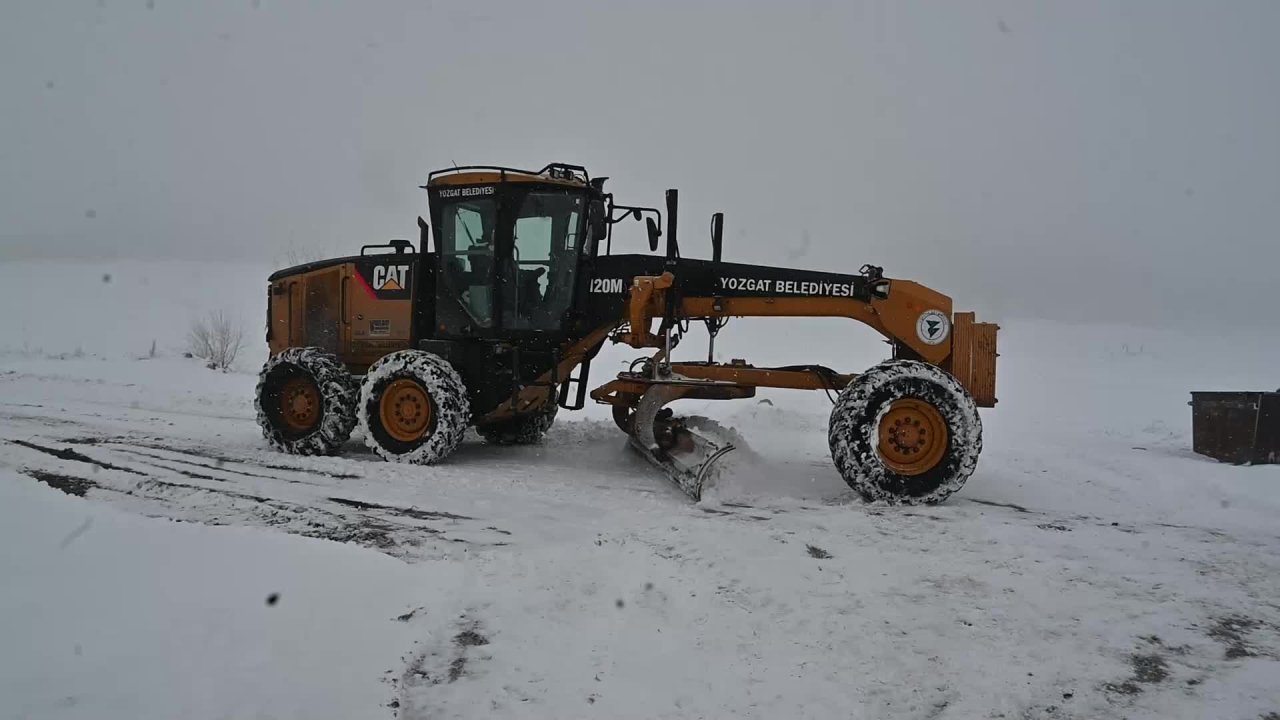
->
[434,195,499,336]
[502,189,586,332]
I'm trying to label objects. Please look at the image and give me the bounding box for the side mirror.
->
[710,212,724,263]
[645,217,661,252]
[417,216,431,253]
[589,200,608,244]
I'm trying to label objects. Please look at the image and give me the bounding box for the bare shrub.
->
[280,238,331,268]
[188,310,244,370]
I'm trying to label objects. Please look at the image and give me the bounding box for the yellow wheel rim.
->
[379,378,433,443]
[280,376,321,433]
[877,399,948,476]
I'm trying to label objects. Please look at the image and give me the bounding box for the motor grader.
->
[256,163,998,503]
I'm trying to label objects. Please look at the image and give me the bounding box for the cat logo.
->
[372,265,409,291]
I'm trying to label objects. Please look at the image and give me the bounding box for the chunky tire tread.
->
[828,359,982,505]
[358,350,470,464]
[476,402,558,446]
[254,347,357,456]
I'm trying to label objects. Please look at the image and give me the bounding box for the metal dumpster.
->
[1190,391,1280,465]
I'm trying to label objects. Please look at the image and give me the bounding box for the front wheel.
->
[828,359,982,504]
[358,350,470,464]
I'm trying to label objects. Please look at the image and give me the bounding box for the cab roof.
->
[424,163,590,189]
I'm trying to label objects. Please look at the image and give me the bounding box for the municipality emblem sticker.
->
[916,310,950,345]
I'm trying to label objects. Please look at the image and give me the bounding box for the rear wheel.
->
[476,400,558,445]
[358,350,470,464]
[828,359,981,504]
[255,347,357,455]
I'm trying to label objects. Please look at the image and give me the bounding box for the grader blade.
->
[627,383,739,501]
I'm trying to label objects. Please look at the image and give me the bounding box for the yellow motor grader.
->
[256,163,998,503]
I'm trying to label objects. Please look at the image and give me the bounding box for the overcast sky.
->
[2,1,1277,328]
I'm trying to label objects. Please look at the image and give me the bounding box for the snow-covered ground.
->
[2,259,1279,719]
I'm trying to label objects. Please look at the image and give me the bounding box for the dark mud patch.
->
[1140,635,1190,655]
[924,697,951,720]
[701,505,770,521]
[395,607,424,622]
[455,629,489,647]
[0,412,82,428]
[1037,523,1072,532]
[23,469,96,497]
[806,544,832,559]
[1101,522,1140,534]
[447,657,467,683]
[900,512,948,522]
[1129,653,1169,683]
[1105,680,1143,696]
[398,652,432,689]
[9,439,145,475]
[1154,521,1228,539]
[1104,652,1169,695]
[328,496,475,522]
[968,498,1032,514]
[1207,615,1264,659]
[55,435,134,445]
[438,619,490,683]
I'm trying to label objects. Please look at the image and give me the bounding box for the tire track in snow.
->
[3,433,513,561]
[6,438,146,475]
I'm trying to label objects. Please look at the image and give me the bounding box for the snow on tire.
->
[476,401,558,446]
[828,359,982,505]
[255,347,357,455]
[358,350,470,464]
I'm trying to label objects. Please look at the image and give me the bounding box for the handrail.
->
[426,163,589,183]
